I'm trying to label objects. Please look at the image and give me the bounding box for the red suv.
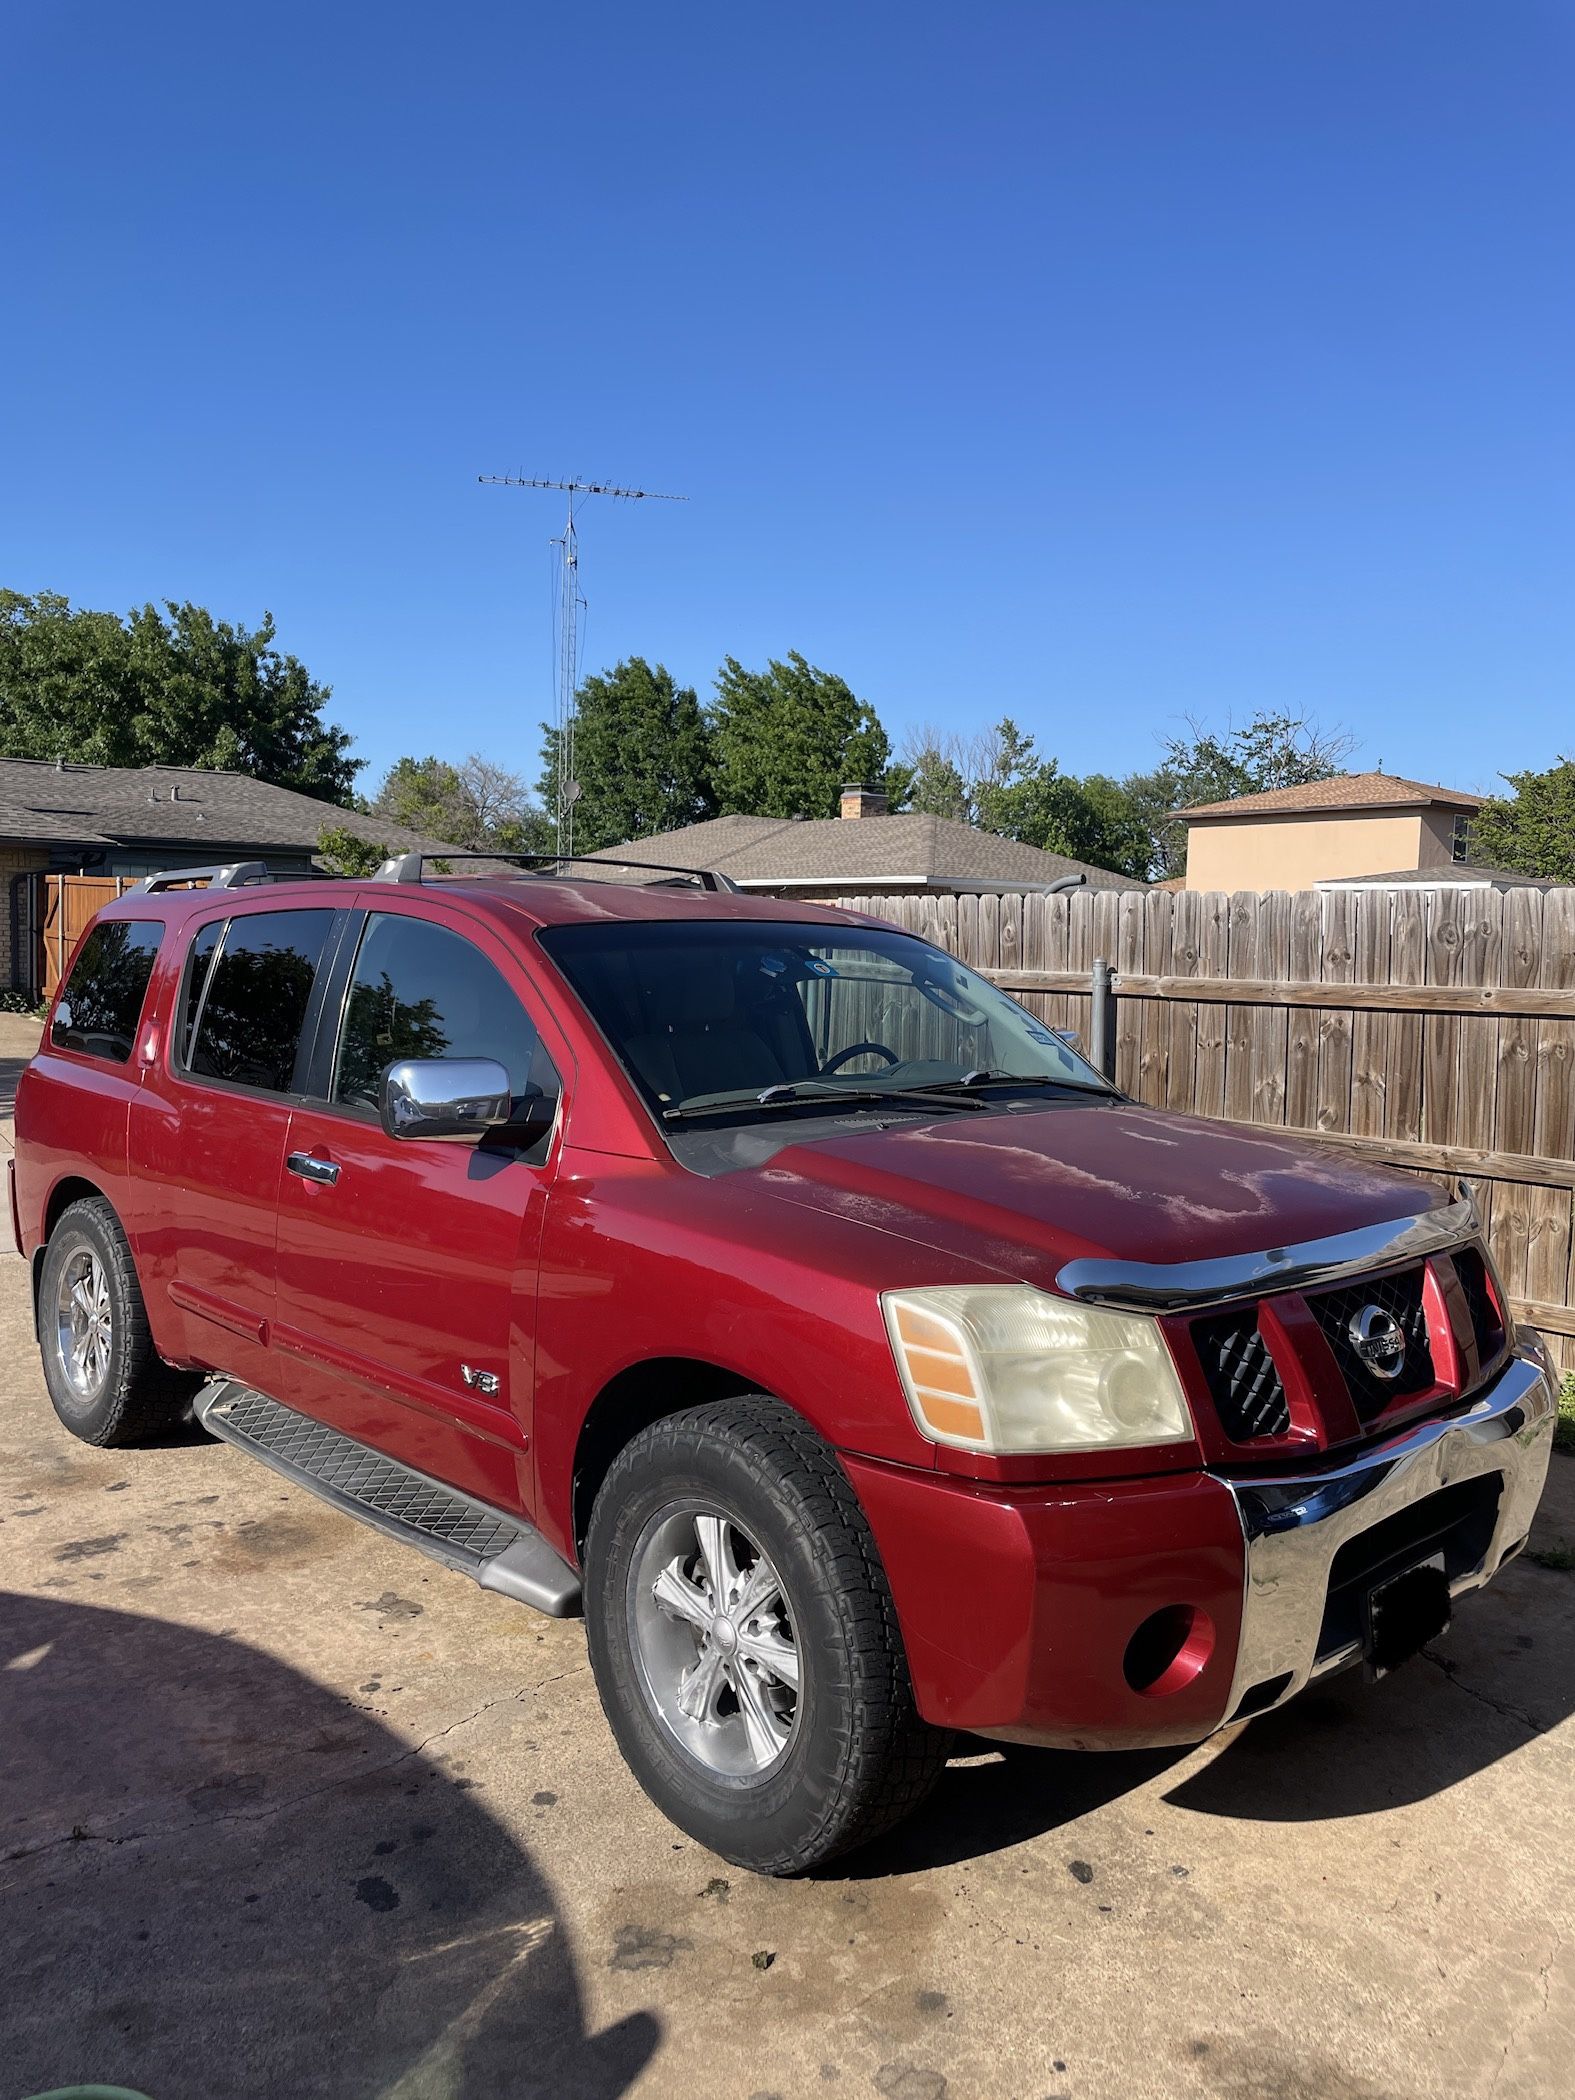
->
[12,855,1555,1873]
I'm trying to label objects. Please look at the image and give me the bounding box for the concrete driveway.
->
[0,1010,42,1125]
[1,1036,1572,2099]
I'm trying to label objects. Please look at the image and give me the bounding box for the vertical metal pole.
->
[1090,957,1116,1082]
[560,496,578,863]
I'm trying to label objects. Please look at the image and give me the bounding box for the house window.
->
[1451,813,1471,864]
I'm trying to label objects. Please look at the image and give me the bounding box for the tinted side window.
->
[333,914,554,1114]
[52,920,163,1063]
[187,910,336,1094]
[178,921,223,1065]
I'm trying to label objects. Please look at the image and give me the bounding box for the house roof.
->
[593,811,1145,892]
[1316,864,1564,893]
[0,757,451,860]
[1176,770,1484,822]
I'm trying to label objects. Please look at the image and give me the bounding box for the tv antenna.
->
[478,475,687,858]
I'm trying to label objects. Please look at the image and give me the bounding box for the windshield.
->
[539,918,1113,1122]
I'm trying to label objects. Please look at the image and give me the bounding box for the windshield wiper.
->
[662,1079,987,1122]
[916,1068,1122,1100]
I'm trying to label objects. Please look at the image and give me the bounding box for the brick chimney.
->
[839,783,889,820]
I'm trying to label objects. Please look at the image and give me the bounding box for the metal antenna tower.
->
[478,475,687,859]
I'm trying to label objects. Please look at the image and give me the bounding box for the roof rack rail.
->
[125,861,334,895]
[126,861,270,894]
[371,851,739,893]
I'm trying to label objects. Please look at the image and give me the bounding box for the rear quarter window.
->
[51,920,164,1064]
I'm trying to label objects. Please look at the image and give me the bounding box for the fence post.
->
[1089,957,1116,1081]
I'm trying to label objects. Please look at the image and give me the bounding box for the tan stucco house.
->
[1175,771,1483,892]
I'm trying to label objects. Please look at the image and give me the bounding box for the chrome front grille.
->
[1190,1308,1291,1441]
[1306,1267,1435,1418]
[1183,1245,1507,1447]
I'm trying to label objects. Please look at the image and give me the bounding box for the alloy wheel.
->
[55,1247,113,1402]
[631,1505,801,1777]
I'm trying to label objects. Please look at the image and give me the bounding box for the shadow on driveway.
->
[0,1591,658,2100]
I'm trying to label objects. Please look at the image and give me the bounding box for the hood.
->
[746,1101,1443,1292]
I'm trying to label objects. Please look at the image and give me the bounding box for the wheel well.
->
[43,1176,107,1242]
[571,1357,764,1554]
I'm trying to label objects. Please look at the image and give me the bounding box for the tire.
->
[583,1396,951,1875]
[37,1197,198,1446]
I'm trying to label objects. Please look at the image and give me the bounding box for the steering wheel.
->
[820,1040,901,1075]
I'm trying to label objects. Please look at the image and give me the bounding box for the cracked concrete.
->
[1421,1643,1551,1734]
[2,1146,1573,2096]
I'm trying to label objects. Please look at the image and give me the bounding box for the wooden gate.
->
[37,875,133,1000]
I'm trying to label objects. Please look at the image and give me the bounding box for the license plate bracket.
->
[1364,1554,1451,1679]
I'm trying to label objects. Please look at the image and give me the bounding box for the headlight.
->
[882,1285,1195,1455]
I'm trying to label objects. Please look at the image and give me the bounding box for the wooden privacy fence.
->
[836,885,1575,1372]
[37,875,133,1000]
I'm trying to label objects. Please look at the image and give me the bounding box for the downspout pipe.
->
[1089,957,1117,1083]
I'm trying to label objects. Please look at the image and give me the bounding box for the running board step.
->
[195,1379,581,1617]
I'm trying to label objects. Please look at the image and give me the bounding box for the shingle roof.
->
[1176,771,1483,821]
[1317,864,1565,893]
[0,757,453,859]
[595,812,1145,891]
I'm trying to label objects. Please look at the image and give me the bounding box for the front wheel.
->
[583,1397,950,1875]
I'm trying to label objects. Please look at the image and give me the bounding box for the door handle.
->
[287,1151,341,1186]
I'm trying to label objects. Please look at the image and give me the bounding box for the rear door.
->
[131,903,344,1388]
[270,902,563,1514]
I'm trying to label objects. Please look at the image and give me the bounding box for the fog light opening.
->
[1124,1605,1215,1697]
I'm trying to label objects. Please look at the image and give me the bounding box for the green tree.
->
[370,753,552,854]
[1110,768,1187,881]
[539,657,716,852]
[968,718,1045,838]
[963,722,1151,879]
[315,824,388,877]
[708,650,897,819]
[899,718,1151,878]
[1037,773,1153,881]
[904,740,972,821]
[1159,709,1349,805]
[1469,757,1575,882]
[0,589,359,801]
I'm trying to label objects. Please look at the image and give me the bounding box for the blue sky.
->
[4,2,1570,802]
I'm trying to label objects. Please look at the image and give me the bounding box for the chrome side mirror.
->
[380,1058,513,1141]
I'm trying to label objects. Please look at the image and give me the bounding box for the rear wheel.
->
[583,1396,950,1874]
[38,1198,198,1446]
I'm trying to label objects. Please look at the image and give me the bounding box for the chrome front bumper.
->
[1216,1342,1556,1723]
